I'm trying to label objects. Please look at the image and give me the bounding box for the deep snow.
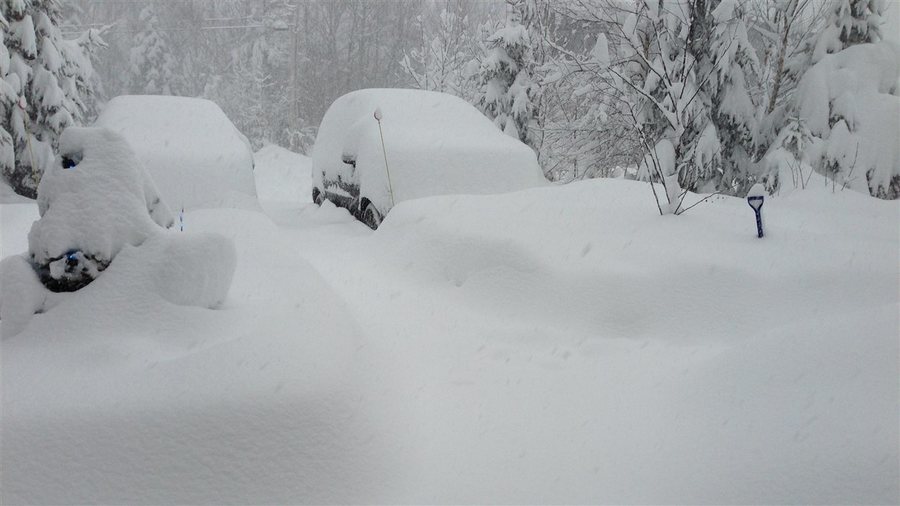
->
[253,144,312,205]
[1,173,897,503]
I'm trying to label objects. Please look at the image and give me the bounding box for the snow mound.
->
[356,179,898,502]
[2,209,374,504]
[0,255,50,337]
[3,230,236,338]
[0,178,32,204]
[374,180,897,336]
[1,202,39,258]
[313,88,546,212]
[95,95,258,210]
[116,231,236,309]
[28,127,169,289]
[253,144,311,203]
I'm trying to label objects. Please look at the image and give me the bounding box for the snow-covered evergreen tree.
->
[127,4,179,95]
[474,2,539,150]
[752,0,822,156]
[596,0,760,201]
[0,12,18,183]
[811,0,886,61]
[400,5,479,102]
[702,0,759,194]
[761,0,898,199]
[1,0,104,198]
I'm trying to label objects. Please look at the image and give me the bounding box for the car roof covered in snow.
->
[96,95,258,210]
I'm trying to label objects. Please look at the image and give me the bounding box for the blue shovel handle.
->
[747,196,764,238]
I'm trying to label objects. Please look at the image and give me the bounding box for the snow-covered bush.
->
[582,0,759,205]
[28,127,172,291]
[762,41,899,197]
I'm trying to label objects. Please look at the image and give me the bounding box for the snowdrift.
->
[347,179,898,503]
[2,177,897,503]
[1,231,236,338]
[253,144,311,203]
[2,209,378,504]
[96,95,259,210]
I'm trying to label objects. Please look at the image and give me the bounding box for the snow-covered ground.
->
[1,162,897,502]
[253,144,312,205]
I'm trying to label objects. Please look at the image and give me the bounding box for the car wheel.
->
[361,202,382,230]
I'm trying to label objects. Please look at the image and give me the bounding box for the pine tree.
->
[603,0,759,199]
[701,0,759,194]
[1,0,104,198]
[128,4,179,95]
[812,0,885,60]
[474,1,538,150]
[0,11,18,182]
[401,4,479,102]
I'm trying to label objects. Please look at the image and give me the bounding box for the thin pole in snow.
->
[18,97,37,187]
[374,108,395,208]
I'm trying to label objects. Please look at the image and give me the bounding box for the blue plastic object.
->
[747,196,764,238]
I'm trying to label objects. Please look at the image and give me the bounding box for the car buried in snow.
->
[311,88,546,229]
[95,95,259,211]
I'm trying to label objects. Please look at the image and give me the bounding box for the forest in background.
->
[2,0,898,204]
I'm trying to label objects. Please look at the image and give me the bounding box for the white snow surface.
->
[95,95,259,211]
[1,177,897,503]
[0,178,31,204]
[312,88,546,212]
[253,144,311,204]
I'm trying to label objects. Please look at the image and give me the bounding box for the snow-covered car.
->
[95,95,258,211]
[311,88,546,228]
[28,127,172,292]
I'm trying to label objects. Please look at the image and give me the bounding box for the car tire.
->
[361,202,382,230]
